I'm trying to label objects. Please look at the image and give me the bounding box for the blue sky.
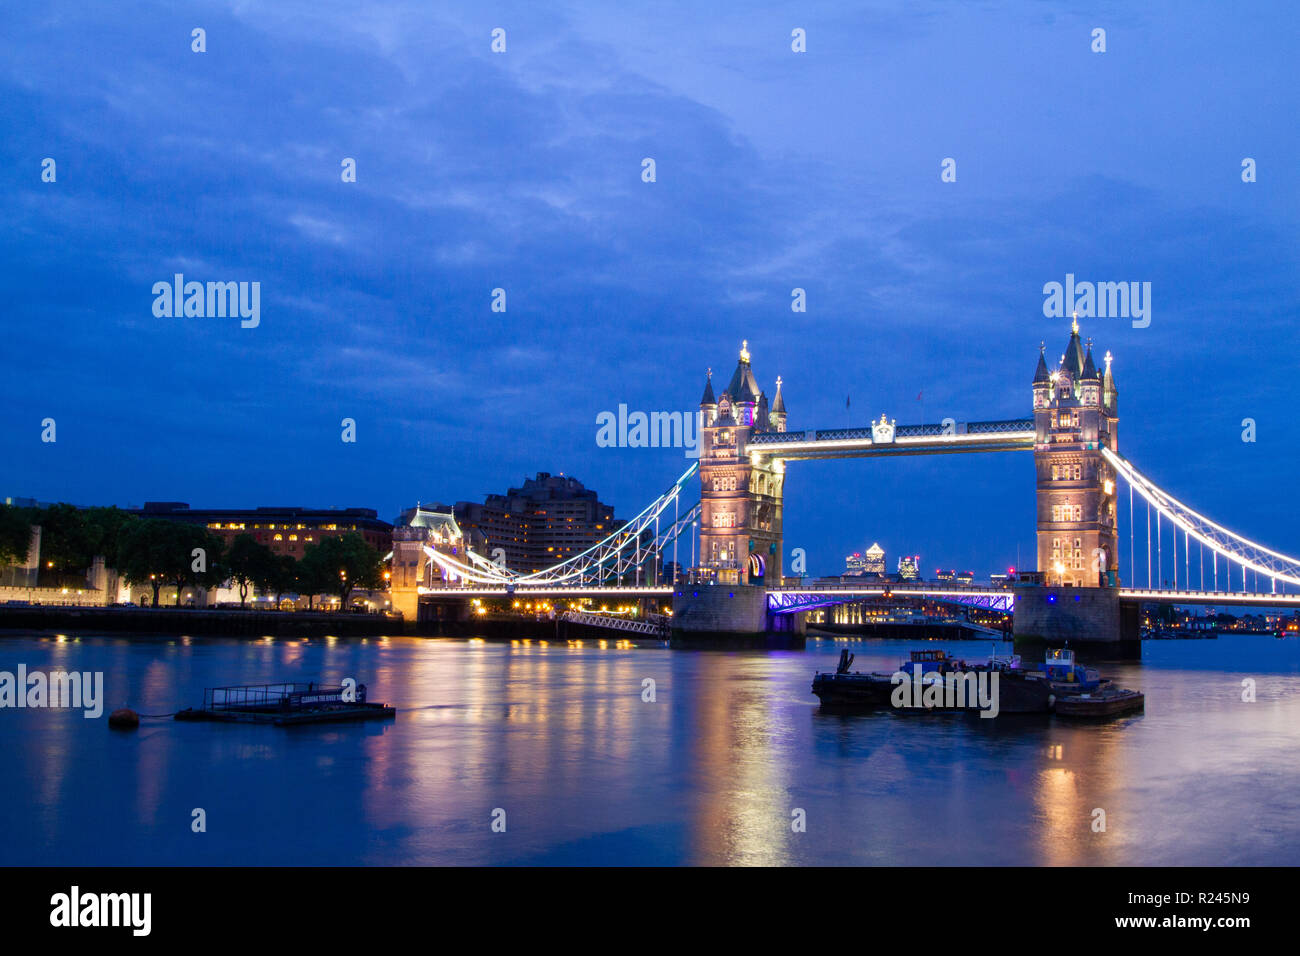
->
[2,1,1297,578]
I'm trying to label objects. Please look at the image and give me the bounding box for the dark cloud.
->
[1,1,1296,573]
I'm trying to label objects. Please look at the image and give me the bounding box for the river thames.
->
[2,632,1297,866]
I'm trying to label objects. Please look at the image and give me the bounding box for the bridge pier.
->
[671,584,805,649]
[389,587,420,627]
[1012,585,1140,660]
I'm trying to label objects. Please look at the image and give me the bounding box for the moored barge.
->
[811,648,1059,714]
[811,647,1135,717]
[174,681,396,726]
[1055,687,1145,718]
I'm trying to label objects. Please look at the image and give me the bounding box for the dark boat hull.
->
[174,702,396,725]
[811,671,1058,715]
[1055,690,1144,718]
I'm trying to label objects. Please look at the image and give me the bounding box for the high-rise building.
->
[440,473,623,574]
[1032,317,1120,587]
[897,555,920,580]
[863,542,886,574]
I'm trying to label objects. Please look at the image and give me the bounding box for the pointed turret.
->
[725,340,762,405]
[1062,314,1086,379]
[700,368,716,406]
[1103,350,1118,408]
[1082,341,1099,381]
[770,375,787,432]
[1033,343,1051,384]
[699,367,717,426]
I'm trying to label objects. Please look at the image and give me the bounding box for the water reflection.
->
[0,633,1296,865]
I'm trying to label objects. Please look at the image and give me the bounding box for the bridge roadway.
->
[420,586,671,598]
[1117,588,1300,607]
[768,584,1300,613]
[767,583,1017,613]
[420,584,1300,609]
[747,419,1035,461]
[419,583,1015,611]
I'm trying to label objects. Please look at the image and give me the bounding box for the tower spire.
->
[1033,342,1051,384]
[699,367,716,406]
[1062,315,1086,377]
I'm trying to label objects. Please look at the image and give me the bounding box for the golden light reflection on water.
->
[5,634,1300,865]
[689,658,797,866]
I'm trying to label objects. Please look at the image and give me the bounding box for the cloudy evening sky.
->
[3,1,1297,579]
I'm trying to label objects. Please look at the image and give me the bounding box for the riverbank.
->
[0,605,399,637]
[0,605,670,643]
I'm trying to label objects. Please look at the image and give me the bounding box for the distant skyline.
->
[3,2,1298,581]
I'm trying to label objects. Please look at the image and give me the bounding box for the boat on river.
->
[174,681,396,726]
[811,648,1057,714]
[1055,687,1145,718]
[1041,648,1109,695]
[811,646,1138,717]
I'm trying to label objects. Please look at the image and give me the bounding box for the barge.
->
[1055,687,1145,718]
[174,681,396,726]
[811,648,1061,714]
[811,647,1138,717]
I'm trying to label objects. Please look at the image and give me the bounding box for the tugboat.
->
[1041,648,1107,695]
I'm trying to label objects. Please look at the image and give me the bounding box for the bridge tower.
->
[696,341,787,586]
[1031,316,1120,587]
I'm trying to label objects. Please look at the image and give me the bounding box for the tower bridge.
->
[411,321,1300,653]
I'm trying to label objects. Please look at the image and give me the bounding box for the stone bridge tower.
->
[697,341,787,585]
[1032,317,1120,587]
